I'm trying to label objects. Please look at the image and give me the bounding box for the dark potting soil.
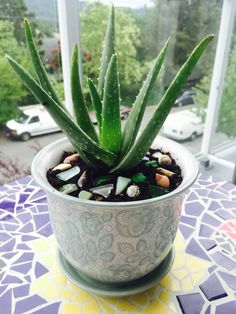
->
[46,149,183,202]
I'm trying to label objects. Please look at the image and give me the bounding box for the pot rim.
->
[31,136,198,207]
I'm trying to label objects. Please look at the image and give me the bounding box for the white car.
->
[162,109,204,141]
[5,105,60,141]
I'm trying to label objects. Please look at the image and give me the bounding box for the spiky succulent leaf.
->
[71,44,98,142]
[98,5,115,98]
[101,54,121,153]
[121,36,170,156]
[87,78,102,137]
[111,34,214,172]
[24,18,66,111]
[6,55,117,167]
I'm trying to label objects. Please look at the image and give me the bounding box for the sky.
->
[87,0,154,8]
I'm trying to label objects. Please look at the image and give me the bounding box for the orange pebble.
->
[63,153,79,164]
[155,173,170,189]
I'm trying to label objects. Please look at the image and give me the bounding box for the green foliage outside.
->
[80,3,142,105]
[194,35,236,138]
[0,21,29,126]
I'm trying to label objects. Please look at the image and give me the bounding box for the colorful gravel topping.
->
[159,154,172,166]
[126,184,140,198]
[157,167,175,177]
[56,166,81,181]
[78,190,92,200]
[95,175,112,186]
[148,185,169,197]
[115,176,131,195]
[90,184,114,198]
[63,153,80,164]
[59,184,78,194]
[145,160,158,167]
[52,163,72,172]
[132,172,147,183]
[77,171,87,188]
[156,173,170,189]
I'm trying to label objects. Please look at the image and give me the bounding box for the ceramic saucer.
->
[57,247,175,297]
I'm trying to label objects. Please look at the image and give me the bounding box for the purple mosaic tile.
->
[208,190,227,200]
[11,262,32,275]
[221,200,236,209]
[218,271,236,290]
[19,193,30,204]
[179,224,194,240]
[29,190,46,202]
[199,224,214,237]
[204,306,210,314]
[215,301,236,314]
[16,244,31,251]
[0,238,16,253]
[35,262,48,278]
[0,285,8,296]
[33,214,50,231]
[2,275,23,285]
[14,294,46,314]
[177,293,204,314]
[0,200,15,213]
[0,289,12,314]
[221,182,236,191]
[24,188,34,193]
[13,284,29,298]
[211,252,235,271]
[31,197,47,204]
[37,223,53,237]
[215,209,234,220]
[4,224,19,232]
[208,201,221,211]
[185,192,198,202]
[21,235,39,242]
[208,265,217,273]
[36,204,48,213]
[18,222,34,233]
[31,302,61,314]
[186,238,210,261]
[194,188,209,197]
[2,252,17,259]
[185,202,205,217]
[13,252,34,265]
[0,232,12,242]
[221,243,232,253]
[202,213,221,227]
[180,216,197,227]
[17,212,32,224]
[199,239,217,251]
[200,273,227,301]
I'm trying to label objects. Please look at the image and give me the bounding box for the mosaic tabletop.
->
[0,174,236,314]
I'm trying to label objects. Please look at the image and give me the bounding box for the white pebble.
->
[126,185,140,198]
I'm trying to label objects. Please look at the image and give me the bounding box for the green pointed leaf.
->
[121,37,170,156]
[98,5,115,97]
[111,34,214,172]
[71,44,98,142]
[24,18,66,111]
[101,54,121,153]
[6,55,117,167]
[87,78,102,137]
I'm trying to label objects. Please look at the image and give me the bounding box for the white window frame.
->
[57,0,236,176]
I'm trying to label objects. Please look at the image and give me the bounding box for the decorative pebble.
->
[115,176,131,195]
[156,167,175,177]
[132,172,147,183]
[52,163,72,172]
[78,190,92,200]
[95,175,112,186]
[148,185,169,198]
[142,156,149,161]
[156,174,170,189]
[63,153,79,164]
[59,184,78,194]
[145,160,158,167]
[153,152,163,159]
[126,185,140,198]
[159,154,172,166]
[56,166,81,181]
[90,184,114,198]
[77,171,87,188]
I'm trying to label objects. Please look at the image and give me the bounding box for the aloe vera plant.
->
[6,6,214,173]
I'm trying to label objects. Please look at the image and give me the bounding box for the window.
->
[28,116,40,124]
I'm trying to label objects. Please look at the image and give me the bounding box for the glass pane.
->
[0,0,63,185]
[80,0,222,155]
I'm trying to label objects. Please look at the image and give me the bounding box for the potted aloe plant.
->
[6,6,213,287]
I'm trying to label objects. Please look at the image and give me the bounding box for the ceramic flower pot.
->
[31,136,198,283]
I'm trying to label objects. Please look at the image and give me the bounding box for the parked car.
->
[91,106,131,124]
[174,89,196,107]
[5,105,60,141]
[162,108,204,141]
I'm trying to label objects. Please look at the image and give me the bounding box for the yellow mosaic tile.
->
[174,268,188,280]
[62,302,82,314]
[144,300,170,314]
[117,299,140,312]
[83,300,101,314]
[159,290,170,304]
[71,290,93,303]
[127,292,149,307]
[99,300,115,314]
